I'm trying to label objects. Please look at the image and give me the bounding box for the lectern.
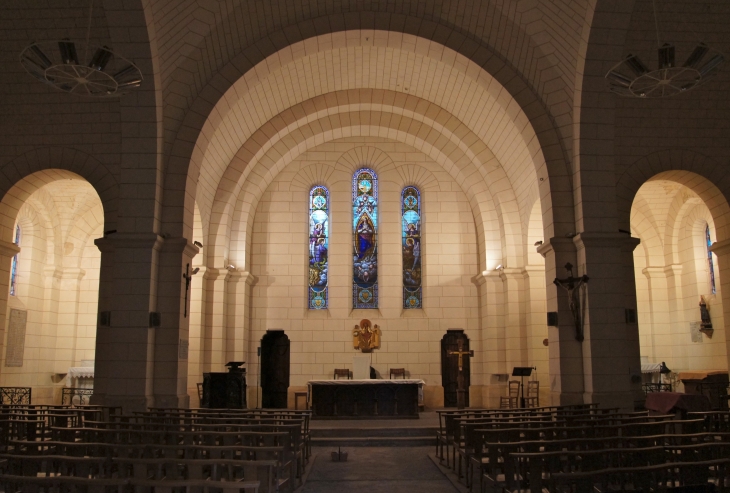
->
[202,361,247,409]
[512,367,534,408]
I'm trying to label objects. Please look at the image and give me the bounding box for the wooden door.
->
[261,330,290,408]
[441,329,470,408]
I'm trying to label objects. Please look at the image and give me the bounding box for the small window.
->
[706,224,716,295]
[402,186,422,309]
[353,168,378,308]
[10,225,20,296]
[309,186,329,309]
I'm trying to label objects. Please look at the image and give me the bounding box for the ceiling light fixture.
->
[605,1,724,98]
[19,0,142,97]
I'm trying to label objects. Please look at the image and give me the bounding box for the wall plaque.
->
[179,339,189,360]
[5,309,27,367]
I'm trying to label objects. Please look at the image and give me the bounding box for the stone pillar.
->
[202,268,228,372]
[709,239,730,371]
[537,237,584,406]
[53,267,86,374]
[472,270,504,407]
[500,268,528,370]
[641,267,670,362]
[0,240,21,370]
[92,233,163,412]
[154,237,198,409]
[524,265,548,388]
[573,232,642,410]
[225,271,256,364]
[664,264,687,369]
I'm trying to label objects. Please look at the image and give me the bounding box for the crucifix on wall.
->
[447,339,474,409]
[553,262,589,342]
[182,263,199,317]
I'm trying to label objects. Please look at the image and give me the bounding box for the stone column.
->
[154,237,198,409]
[524,265,548,386]
[225,271,256,364]
[471,270,504,407]
[537,237,584,406]
[641,266,670,362]
[53,267,86,374]
[573,232,642,410]
[664,264,687,369]
[500,268,528,371]
[92,233,163,412]
[202,268,228,372]
[709,239,730,371]
[0,240,20,369]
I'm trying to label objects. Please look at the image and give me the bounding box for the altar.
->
[308,379,424,419]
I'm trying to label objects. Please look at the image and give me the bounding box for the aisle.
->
[298,446,460,492]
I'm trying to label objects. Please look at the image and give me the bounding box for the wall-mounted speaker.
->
[98,311,111,327]
[547,312,558,326]
[150,312,161,327]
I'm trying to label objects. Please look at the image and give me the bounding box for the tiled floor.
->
[299,447,460,492]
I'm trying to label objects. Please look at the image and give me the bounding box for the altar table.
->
[645,392,711,415]
[308,379,424,419]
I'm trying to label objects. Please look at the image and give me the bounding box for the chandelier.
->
[20,41,143,97]
[18,1,142,97]
[605,1,724,98]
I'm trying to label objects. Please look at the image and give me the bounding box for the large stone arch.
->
[161,26,572,246]
[616,150,730,241]
[0,148,118,243]
[202,103,520,274]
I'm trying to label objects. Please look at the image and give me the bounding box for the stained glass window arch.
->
[9,225,20,296]
[352,168,378,308]
[402,186,422,308]
[706,223,716,295]
[308,186,329,309]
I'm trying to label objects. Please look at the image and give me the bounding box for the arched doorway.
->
[0,171,104,405]
[260,330,290,409]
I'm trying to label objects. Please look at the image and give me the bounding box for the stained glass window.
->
[308,186,329,309]
[402,186,422,308]
[707,224,716,295]
[9,225,20,296]
[352,168,378,308]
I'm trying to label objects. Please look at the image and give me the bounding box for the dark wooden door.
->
[261,330,290,408]
[441,329,470,408]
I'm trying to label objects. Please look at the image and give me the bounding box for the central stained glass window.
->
[402,186,422,308]
[308,186,329,309]
[352,168,378,308]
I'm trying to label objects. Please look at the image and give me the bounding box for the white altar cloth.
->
[66,366,95,386]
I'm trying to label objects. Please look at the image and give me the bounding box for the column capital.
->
[499,267,526,281]
[227,270,257,286]
[0,239,20,257]
[641,266,666,279]
[536,237,576,258]
[710,239,730,257]
[94,232,164,253]
[43,266,86,280]
[471,269,501,286]
[159,236,200,258]
[573,232,640,252]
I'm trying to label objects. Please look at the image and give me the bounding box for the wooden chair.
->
[389,368,406,379]
[333,369,351,380]
[500,380,520,409]
[525,380,539,407]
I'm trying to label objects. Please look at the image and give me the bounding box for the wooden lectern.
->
[202,361,247,409]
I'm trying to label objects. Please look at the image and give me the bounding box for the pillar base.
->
[583,390,636,412]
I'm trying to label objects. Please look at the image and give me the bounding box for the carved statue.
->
[353,319,381,352]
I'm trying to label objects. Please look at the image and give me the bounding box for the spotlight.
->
[657,43,675,69]
[698,54,725,77]
[618,229,631,235]
[226,264,236,270]
[89,46,113,71]
[624,54,648,76]
[565,232,577,238]
[683,43,709,68]
[193,241,203,248]
[191,267,200,275]
[58,40,78,65]
[534,241,543,247]
[495,264,504,271]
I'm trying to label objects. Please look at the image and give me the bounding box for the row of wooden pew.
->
[436,404,730,492]
[0,405,312,493]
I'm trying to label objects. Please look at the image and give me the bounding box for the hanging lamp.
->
[19,0,142,97]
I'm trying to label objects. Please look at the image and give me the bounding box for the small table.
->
[645,392,711,416]
[308,379,425,419]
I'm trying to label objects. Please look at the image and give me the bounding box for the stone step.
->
[311,435,437,447]
[311,426,436,438]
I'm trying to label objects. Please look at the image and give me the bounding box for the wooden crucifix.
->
[182,263,199,318]
[553,262,589,342]
[447,339,474,409]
